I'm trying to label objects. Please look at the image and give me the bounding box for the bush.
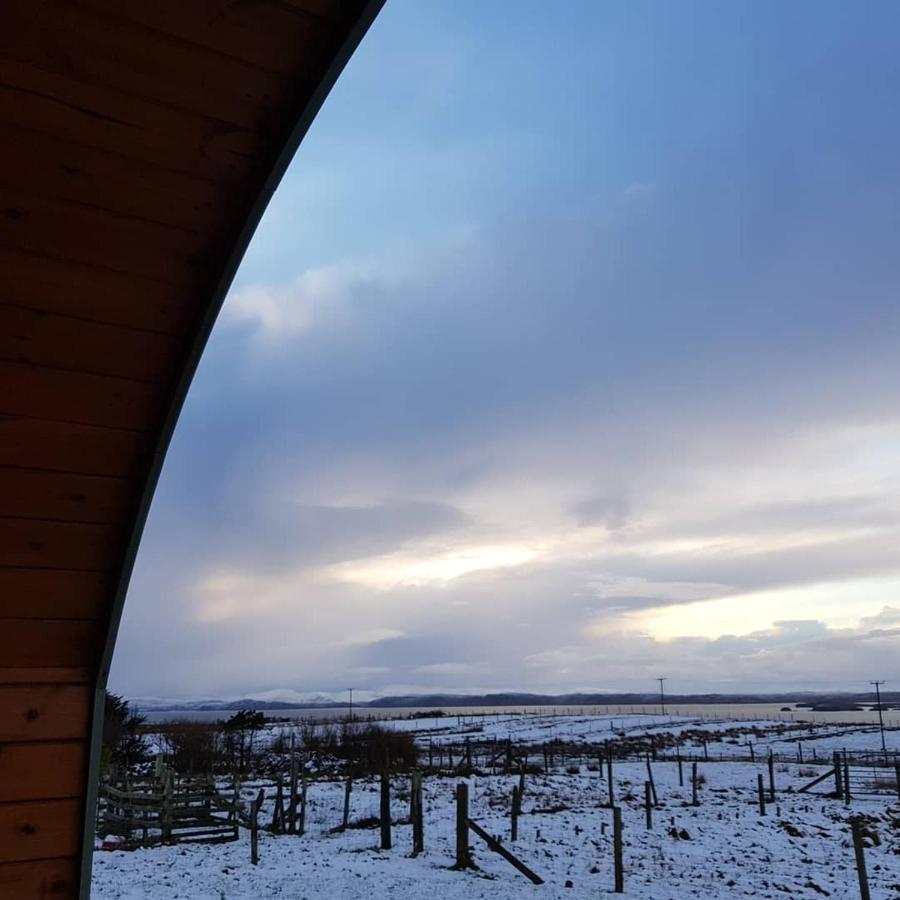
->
[338,724,419,775]
[157,722,222,774]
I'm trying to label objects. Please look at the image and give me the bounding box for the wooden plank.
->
[0,684,91,741]
[0,304,183,384]
[0,856,78,898]
[0,742,87,802]
[0,517,122,571]
[0,247,195,336]
[0,570,109,619]
[0,416,150,478]
[467,818,544,885]
[1,1,296,130]
[0,468,137,525]
[0,362,163,431]
[0,685,90,741]
[0,123,245,233]
[0,189,215,288]
[0,621,99,668]
[0,59,268,184]
[0,669,92,686]
[0,800,81,863]
[83,0,338,76]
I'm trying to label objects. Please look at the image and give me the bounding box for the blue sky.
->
[111,0,900,699]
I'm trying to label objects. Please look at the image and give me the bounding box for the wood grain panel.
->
[0,621,99,669]
[0,305,183,383]
[0,190,214,288]
[84,0,335,76]
[0,800,81,864]
[0,856,78,898]
[0,686,90,741]
[0,363,162,431]
[0,518,122,571]
[0,669,91,686]
[1,2,294,131]
[0,468,135,525]
[0,248,194,336]
[0,416,150,478]
[0,742,87,802]
[0,125,244,233]
[0,60,267,184]
[0,570,108,619]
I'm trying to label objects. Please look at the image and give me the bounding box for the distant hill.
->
[131,688,900,713]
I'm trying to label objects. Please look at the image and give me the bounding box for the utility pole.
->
[348,687,353,723]
[870,680,887,758]
[657,677,667,716]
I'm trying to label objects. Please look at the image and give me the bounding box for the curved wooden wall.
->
[0,2,382,895]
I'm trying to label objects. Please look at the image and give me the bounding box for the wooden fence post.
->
[833,752,843,798]
[613,805,624,893]
[299,773,307,836]
[511,785,519,841]
[767,751,775,801]
[644,782,652,830]
[271,775,284,833]
[895,764,900,801]
[162,769,173,843]
[757,774,766,816]
[342,777,352,830]
[645,756,658,806]
[465,739,472,775]
[843,754,851,806]
[749,742,755,763]
[677,750,683,787]
[380,767,392,850]
[850,817,871,900]
[412,771,424,856]
[691,762,699,806]
[250,788,264,866]
[454,782,474,869]
[288,754,298,834]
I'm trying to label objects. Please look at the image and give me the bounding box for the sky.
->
[111,0,900,700]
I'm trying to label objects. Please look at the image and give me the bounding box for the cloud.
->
[330,628,405,649]
[109,1,900,700]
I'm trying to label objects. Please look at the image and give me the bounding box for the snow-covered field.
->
[93,713,900,899]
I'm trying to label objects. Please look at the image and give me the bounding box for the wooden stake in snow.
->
[298,773,307,836]
[410,771,424,856]
[613,805,624,893]
[468,817,543,884]
[342,777,352,830]
[511,785,519,841]
[850,817,871,900]
[288,753,298,834]
[767,751,775,801]
[645,755,658,806]
[454,782,474,869]
[757,774,766,816]
[271,775,284,833]
[644,782,653,830]
[833,752,843,799]
[380,766,392,850]
[691,762,699,806]
[250,788,264,866]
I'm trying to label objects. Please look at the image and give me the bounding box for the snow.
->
[93,713,900,898]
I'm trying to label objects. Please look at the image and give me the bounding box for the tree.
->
[102,691,148,771]
[222,709,266,773]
